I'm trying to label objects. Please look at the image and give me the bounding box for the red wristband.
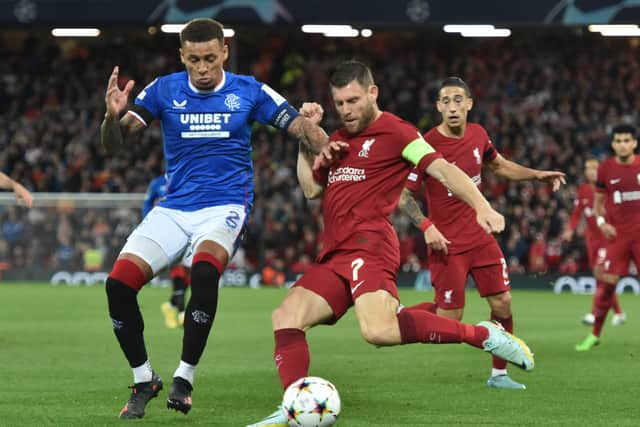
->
[418,218,433,232]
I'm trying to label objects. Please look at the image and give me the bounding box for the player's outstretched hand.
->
[312,141,349,170]
[105,66,135,117]
[476,207,505,234]
[600,223,617,240]
[13,182,33,208]
[561,228,574,242]
[299,102,324,125]
[424,224,451,254]
[536,170,566,192]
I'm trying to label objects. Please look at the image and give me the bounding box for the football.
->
[281,377,341,427]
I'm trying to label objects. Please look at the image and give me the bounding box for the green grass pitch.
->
[0,283,637,426]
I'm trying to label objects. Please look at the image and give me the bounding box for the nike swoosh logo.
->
[351,280,365,294]
[610,179,621,184]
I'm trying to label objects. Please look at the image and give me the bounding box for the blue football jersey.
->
[142,175,168,218]
[130,71,298,212]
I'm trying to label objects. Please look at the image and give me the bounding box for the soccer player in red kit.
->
[247,62,534,427]
[397,77,564,390]
[576,124,640,351]
[562,157,625,326]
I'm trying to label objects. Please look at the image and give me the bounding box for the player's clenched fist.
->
[476,207,505,234]
[299,102,324,125]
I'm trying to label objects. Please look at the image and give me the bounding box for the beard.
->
[347,103,375,134]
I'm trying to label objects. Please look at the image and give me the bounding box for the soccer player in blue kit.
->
[100,18,329,419]
[143,174,192,329]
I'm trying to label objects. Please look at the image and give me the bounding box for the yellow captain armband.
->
[401,136,436,166]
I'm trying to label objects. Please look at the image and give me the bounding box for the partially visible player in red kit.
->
[576,124,640,351]
[397,77,564,391]
[247,63,534,427]
[562,157,625,327]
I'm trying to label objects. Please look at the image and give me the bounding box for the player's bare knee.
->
[488,291,512,316]
[272,304,305,330]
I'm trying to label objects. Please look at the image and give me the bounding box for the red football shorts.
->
[429,240,510,309]
[586,237,607,269]
[293,232,400,323]
[602,234,640,276]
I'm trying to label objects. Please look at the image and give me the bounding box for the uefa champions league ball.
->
[281,376,341,427]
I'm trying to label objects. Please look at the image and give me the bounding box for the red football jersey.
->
[595,155,640,236]
[314,112,440,260]
[406,123,497,254]
[567,183,606,247]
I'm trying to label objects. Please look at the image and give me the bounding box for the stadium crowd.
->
[1,28,639,279]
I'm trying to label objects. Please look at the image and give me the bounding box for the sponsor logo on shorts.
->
[225,211,241,229]
[444,289,453,304]
[351,280,365,294]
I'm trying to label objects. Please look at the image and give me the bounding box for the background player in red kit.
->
[248,62,534,427]
[562,157,625,327]
[576,124,640,351]
[398,77,563,390]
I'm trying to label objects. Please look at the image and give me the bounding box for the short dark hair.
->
[329,60,374,89]
[180,18,224,45]
[611,124,636,139]
[439,76,471,98]
[584,155,599,164]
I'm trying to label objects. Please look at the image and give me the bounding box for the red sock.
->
[593,282,615,337]
[590,282,601,314]
[490,314,513,370]
[405,302,438,314]
[109,258,147,291]
[274,329,309,389]
[611,293,622,315]
[397,309,488,348]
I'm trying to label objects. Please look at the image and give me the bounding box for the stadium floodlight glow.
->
[301,24,354,34]
[600,29,640,36]
[51,28,101,37]
[587,24,638,33]
[323,28,360,37]
[443,25,495,33]
[160,24,235,37]
[160,24,184,33]
[597,26,640,36]
[360,28,373,37]
[460,28,511,37]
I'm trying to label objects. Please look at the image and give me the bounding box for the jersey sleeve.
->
[251,80,299,130]
[131,78,161,126]
[405,167,422,192]
[401,131,443,174]
[567,190,584,230]
[482,128,498,162]
[595,163,607,192]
